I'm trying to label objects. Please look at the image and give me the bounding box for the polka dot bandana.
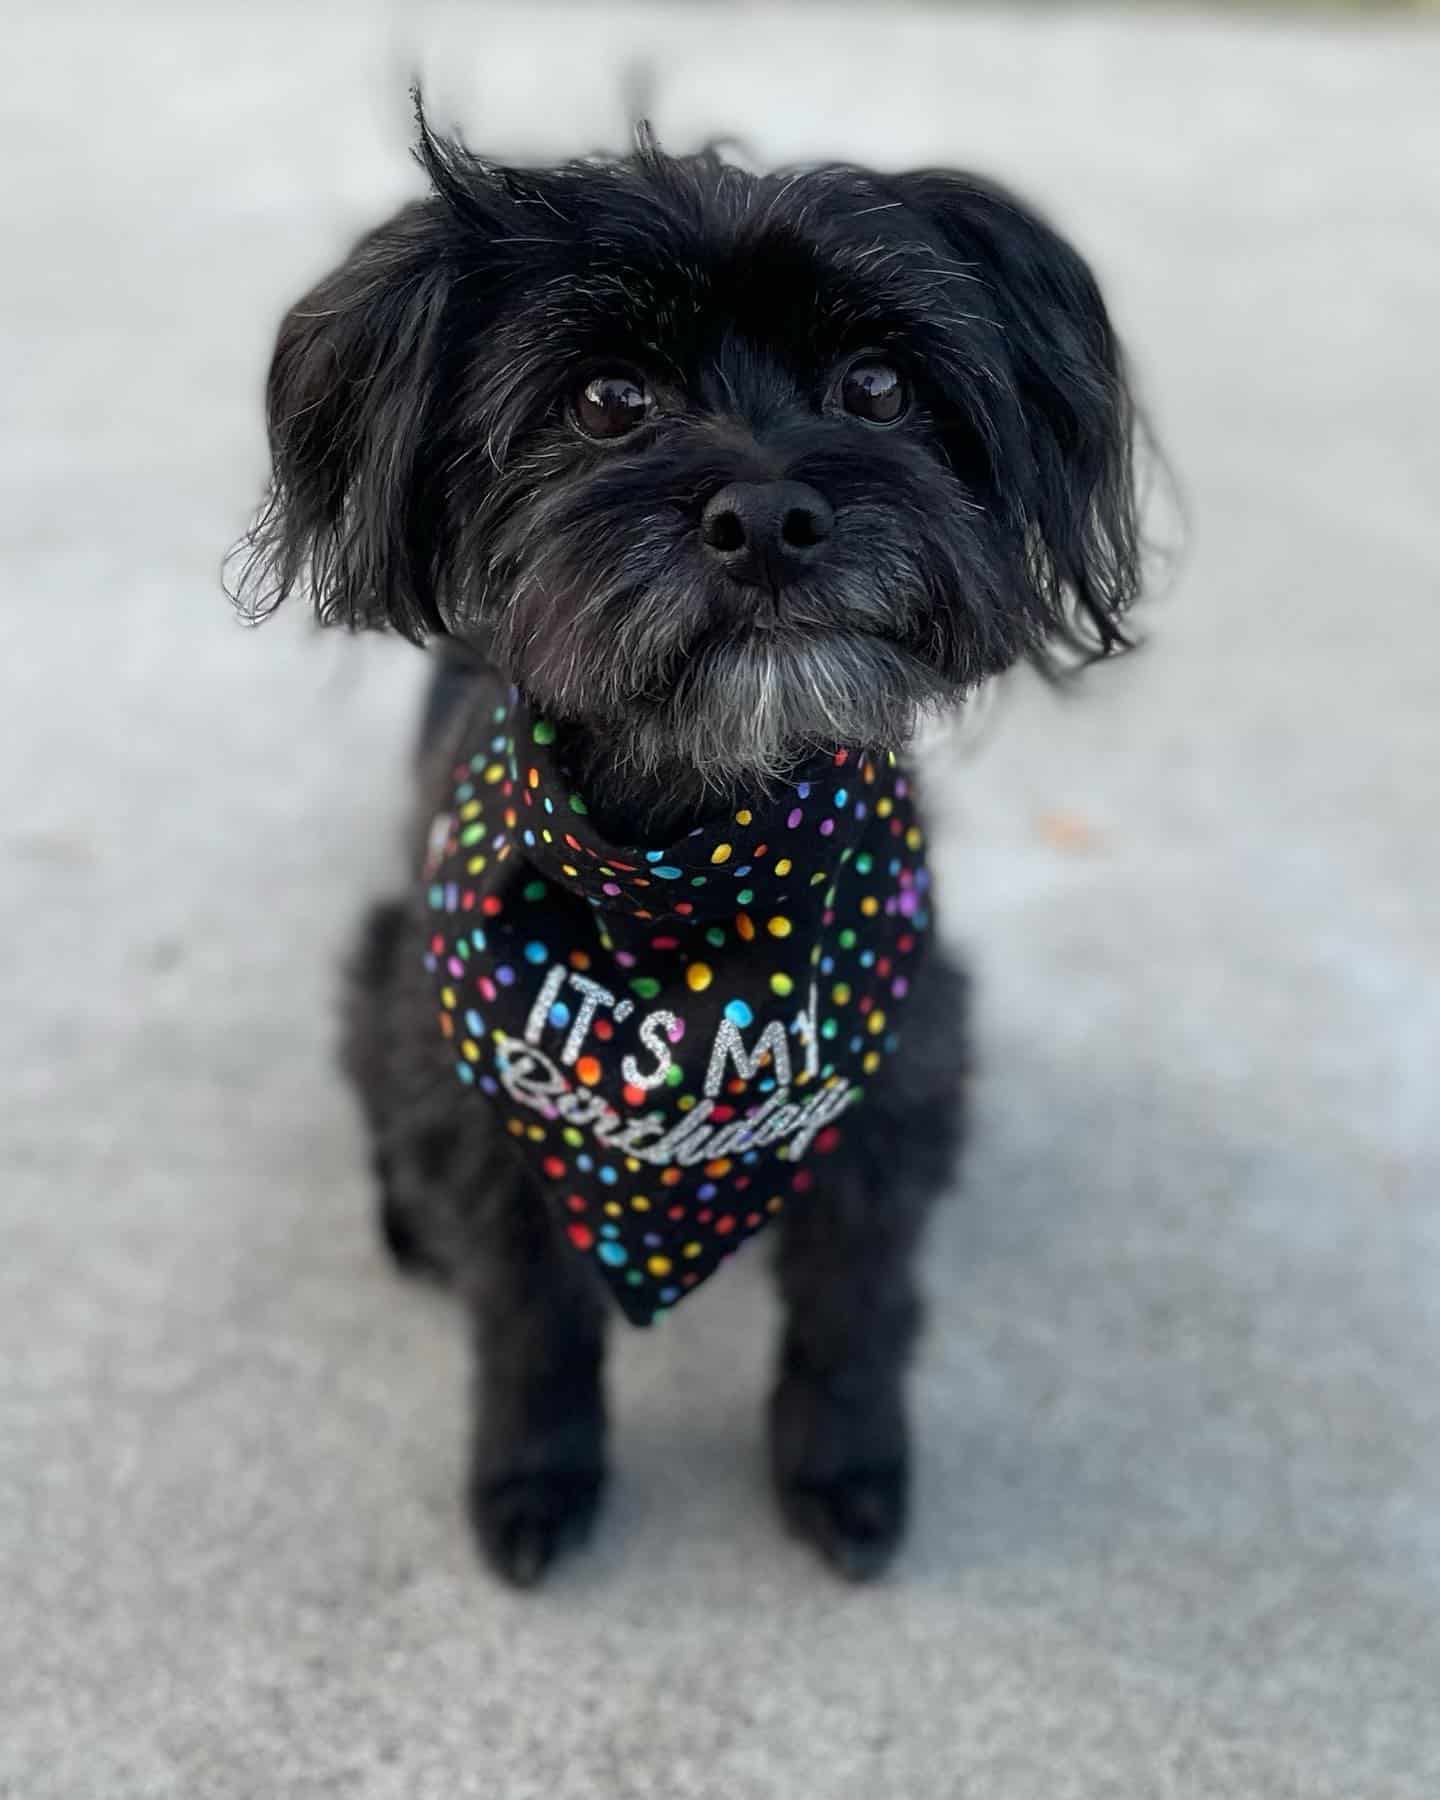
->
[423,679,932,1326]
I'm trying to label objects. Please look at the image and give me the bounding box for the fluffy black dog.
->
[235,103,1141,1586]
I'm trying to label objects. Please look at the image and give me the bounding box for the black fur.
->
[234,98,1142,1583]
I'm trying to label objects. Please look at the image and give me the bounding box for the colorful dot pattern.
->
[423,680,933,1326]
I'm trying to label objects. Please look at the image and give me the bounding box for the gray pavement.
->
[3,6,1439,1797]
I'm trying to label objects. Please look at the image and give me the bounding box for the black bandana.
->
[422,680,933,1325]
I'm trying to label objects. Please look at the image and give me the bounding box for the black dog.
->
[234,103,1141,1586]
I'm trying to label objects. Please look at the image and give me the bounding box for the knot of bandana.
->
[422,681,933,1325]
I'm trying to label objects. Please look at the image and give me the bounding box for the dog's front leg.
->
[771,947,966,1579]
[462,1170,609,1586]
[771,1157,929,1581]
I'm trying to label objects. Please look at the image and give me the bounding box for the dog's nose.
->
[700,480,833,589]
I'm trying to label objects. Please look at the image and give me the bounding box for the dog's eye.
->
[572,372,653,441]
[840,361,907,425]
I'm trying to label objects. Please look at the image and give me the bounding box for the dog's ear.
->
[232,200,457,639]
[895,172,1143,664]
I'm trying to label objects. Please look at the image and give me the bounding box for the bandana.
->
[422,678,932,1325]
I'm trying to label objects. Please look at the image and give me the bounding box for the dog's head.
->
[236,104,1142,785]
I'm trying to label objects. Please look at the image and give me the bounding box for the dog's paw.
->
[779,1464,908,1582]
[469,1469,605,1588]
[770,1372,910,1579]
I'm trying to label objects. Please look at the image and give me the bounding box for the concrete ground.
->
[3,5,1438,1796]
